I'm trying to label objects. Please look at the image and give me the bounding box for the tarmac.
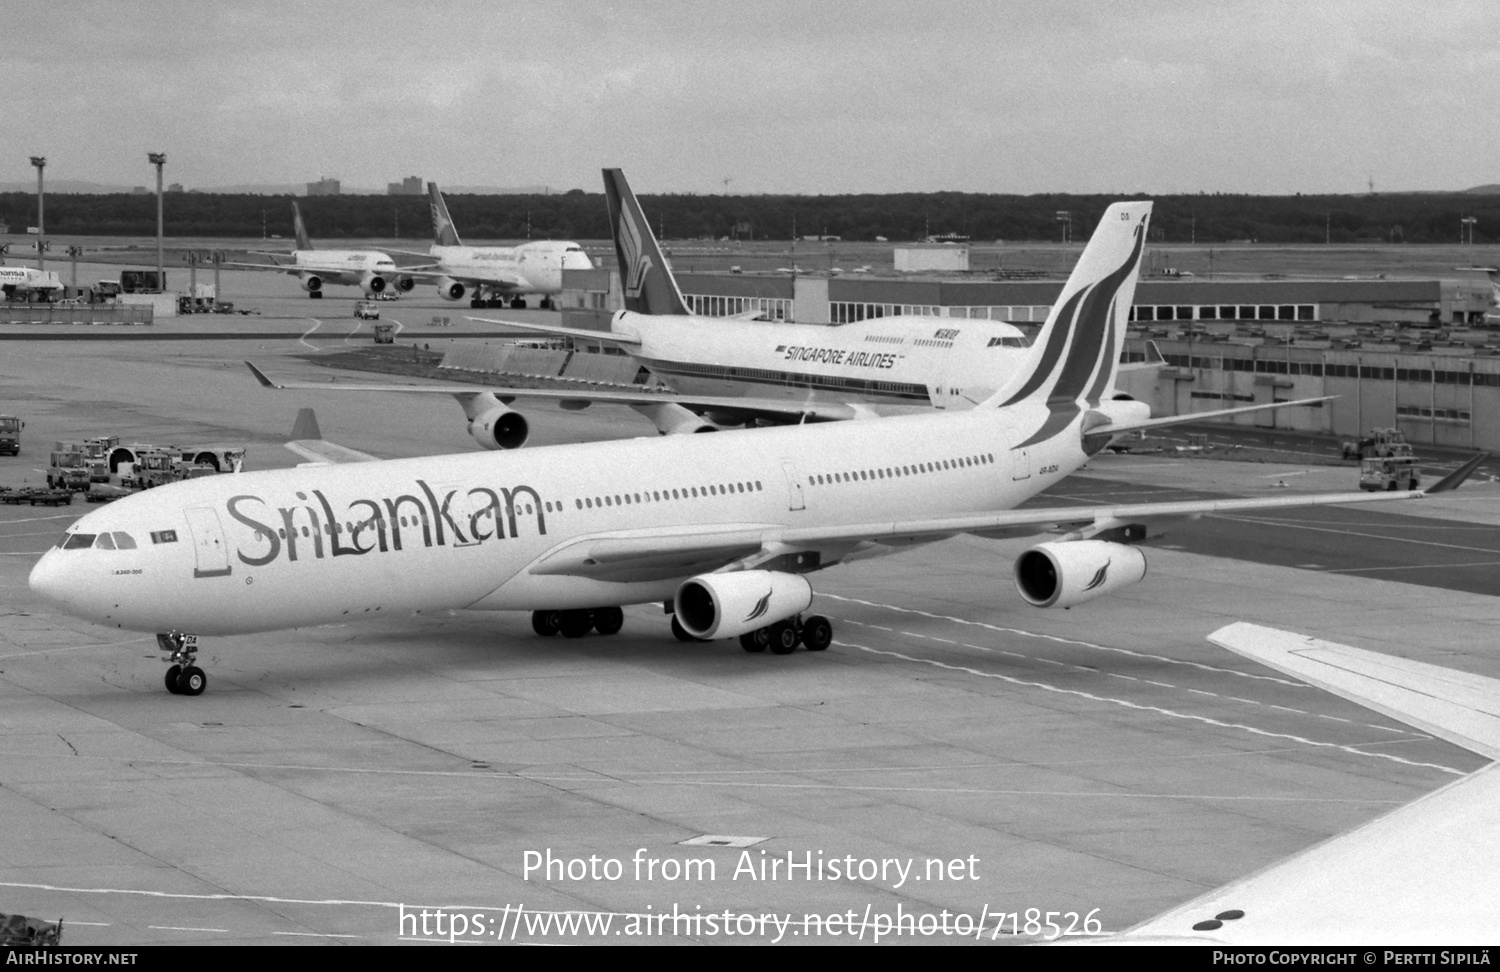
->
[1,274,1498,945]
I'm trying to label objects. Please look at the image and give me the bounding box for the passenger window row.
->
[810,453,995,487]
[575,481,765,510]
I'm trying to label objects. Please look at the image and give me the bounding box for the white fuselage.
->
[28,402,1073,637]
[615,310,1032,410]
[0,265,63,291]
[433,241,592,296]
[289,250,400,288]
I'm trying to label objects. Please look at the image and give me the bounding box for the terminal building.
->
[554,268,1500,450]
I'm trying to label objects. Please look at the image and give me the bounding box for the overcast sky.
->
[10,0,1499,196]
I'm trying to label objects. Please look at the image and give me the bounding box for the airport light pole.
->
[29,156,45,271]
[148,152,166,290]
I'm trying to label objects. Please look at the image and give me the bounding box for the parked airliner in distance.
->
[224,202,415,299]
[0,264,64,298]
[29,201,1482,696]
[397,182,593,309]
[248,169,1198,449]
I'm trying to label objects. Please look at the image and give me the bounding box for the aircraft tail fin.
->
[291,202,314,251]
[428,183,463,247]
[603,168,690,316]
[981,202,1150,417]
[290,407,322,440]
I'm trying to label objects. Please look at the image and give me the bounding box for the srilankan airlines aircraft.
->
[397,182,593,309]
[29,202,1483,696]
[223,202,416,299]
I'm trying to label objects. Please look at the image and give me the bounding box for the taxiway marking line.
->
[149,925,228,933]
[298,318,324,351]
[820,593,1305,686]
[834,614,1410,735]
[1214,513,1500,555]
[843,641,1463,776]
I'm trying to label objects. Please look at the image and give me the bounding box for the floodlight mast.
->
[148,152,166,289]
[29,156,45,271]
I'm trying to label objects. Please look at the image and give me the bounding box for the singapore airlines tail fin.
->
[982,202,1150,414]
[427,183,464,248]
[603,168,690,316]
[291,202,315,251]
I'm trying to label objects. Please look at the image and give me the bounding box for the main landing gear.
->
[737,614,833,655]
[532,607,625,639]
[157,632,206,696]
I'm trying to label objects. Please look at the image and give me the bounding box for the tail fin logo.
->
[291,202,313,251]
[617,205,653,300]
[427,184,462,247]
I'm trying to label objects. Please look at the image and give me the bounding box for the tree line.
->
[1,189,1496,245]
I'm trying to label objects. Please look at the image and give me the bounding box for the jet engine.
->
[674,570,813,640]
[299,273,323,294]
[1013,540,1147,609]
[359,272,388,294]
[388,274,417,293]
[467,405,529,450]
[630,402,720,436]
[437,277,467,301]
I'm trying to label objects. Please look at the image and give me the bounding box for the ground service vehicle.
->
[122,450,182,490]
[1360,455,1422,491]
[83,436,120,482]
[355,300,380,320]
[0,416,20,455]
[1342,428,1413,460]
[46,447,90,490]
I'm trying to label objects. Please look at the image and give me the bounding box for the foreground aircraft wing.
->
[1094,622,1500,945]
[245,362,870,425]
[522,455,1486,580]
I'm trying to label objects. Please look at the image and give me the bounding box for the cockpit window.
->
[94,533,116,550]
[113,532,137,550]
[63,533,96,550]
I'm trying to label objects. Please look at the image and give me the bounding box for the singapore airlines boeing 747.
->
[27,201,1483,696]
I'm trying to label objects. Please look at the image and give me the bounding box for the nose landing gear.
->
[157,632,206,696]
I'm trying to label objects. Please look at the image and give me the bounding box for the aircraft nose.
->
[28,549,73,609]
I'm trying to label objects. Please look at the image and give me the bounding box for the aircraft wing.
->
[520,455,1485,581]
[467,316,643,347]
[245,362,867,425]
[221,259,293,272]
[1117,339,1164,373]
[1099,622,1500,945]
[1085,395,1334,439]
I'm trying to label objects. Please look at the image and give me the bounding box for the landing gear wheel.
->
[176,666,206,696]
[470,298,484,308]
[558,609,594,638]
[740,629,768,653]
[593,606,624,636]
[769,621,798,655]
[531,609,562,636]
[540,297,555,310]
[671,615,697,642]
[801,615,832,651]
[164,664,183,694]
[510,297,528,309]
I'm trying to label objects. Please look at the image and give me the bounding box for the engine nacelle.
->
[630,401,720,436]
[388,274,417,293]
[437,276,466,301]
[1013,540,1147,609]
[299,273,323,294]
[467,406,529,450]
[360,271,388,294]
[675,570,813,640]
